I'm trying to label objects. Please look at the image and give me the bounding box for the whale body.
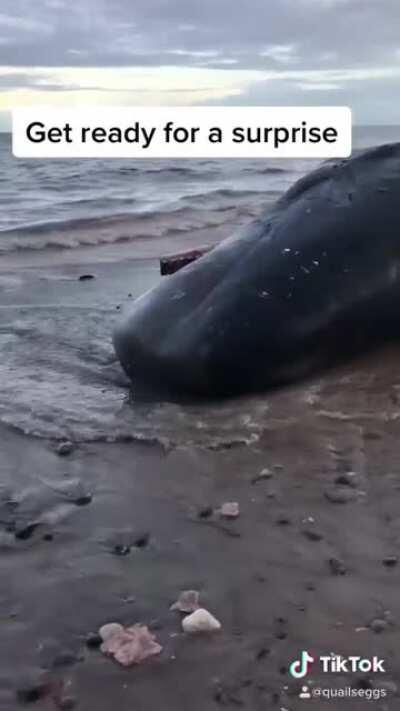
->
[114,143,400,397]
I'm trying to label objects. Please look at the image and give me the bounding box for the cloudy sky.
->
[0,0,399,129]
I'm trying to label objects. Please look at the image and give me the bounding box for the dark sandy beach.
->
[2,264,400,710]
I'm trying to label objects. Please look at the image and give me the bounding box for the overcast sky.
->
[0,0,399,128]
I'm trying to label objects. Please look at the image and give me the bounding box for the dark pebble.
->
[74,494,92,507]
[305,582,316,591]
[254,573,267,583]
[148,619,163,631]
[363,431,382,440]
[56,441,74,457]
[275,631,287,640]
[329,557,347,576]
[43,533,54,542]
[383,556,398,568]
[198,506,213,519]
[276,517,291,526]
[113,544,131,556]
[78,274,95,281]
[334,473,358,488]
[255,647,270,660]
[302,527,324,541]
[134,532,150,548]
[15,523,40,540]
[85,633,102,649]
[370,618,388,634]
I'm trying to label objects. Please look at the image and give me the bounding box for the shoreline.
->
[2,210,400,707]
[2,342,400,708]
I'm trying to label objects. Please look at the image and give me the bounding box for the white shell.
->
[182,608,221,633]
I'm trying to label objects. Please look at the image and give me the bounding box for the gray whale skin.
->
[114,143,400,398]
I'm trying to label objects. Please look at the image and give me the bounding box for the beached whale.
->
[114,143,400,397]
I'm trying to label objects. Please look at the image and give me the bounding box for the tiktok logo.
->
[289,651,315,679]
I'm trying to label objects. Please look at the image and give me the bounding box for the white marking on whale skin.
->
[171,290,186,300]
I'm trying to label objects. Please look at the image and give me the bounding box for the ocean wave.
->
[0,193,274,253]
[243,166,289,175]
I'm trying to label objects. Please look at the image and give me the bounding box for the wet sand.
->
[2,344,400,710]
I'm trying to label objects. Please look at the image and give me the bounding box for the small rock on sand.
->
[329,557,347,576]
[170,590,200,613]
[251,468,273,484]
[325,487,357,504]
[383,556,398,568]
[218,502,240,519]
[370,619,388,634]
[56,441,74,457]
[334,473,358,488]
[85,632,102,649]
[182,608,221,633]
[302,526,324,542]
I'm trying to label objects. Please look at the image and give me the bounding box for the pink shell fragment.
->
[100,623,162,666]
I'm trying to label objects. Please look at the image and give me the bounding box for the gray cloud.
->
[0,0,399,122]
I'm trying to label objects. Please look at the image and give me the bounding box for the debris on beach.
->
[78,274,95,281]
[369,618,388,634]
[160,247,211,276]
[85,632,102,649]
[251,468,273,484]
[328,557,347,576]
[182,608,221,633]
[383,555,398,568]
[99,623,162,666]
[56,441,74,457]
[302,522,324,541]
[104,528,151,556]
[170,590,200,613]
[197,505,213,519]
[324,487,357,504]
[334,472,358,488]
[218,502,240,519]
